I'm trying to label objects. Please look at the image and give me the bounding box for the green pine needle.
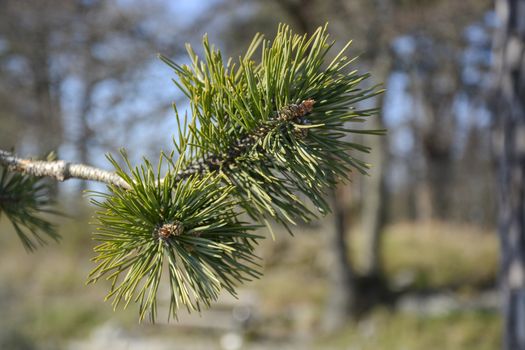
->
[0,163,60,252]
[160,23,383,230]
[88,151,262,322]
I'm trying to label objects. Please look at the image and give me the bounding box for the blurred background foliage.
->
[0,0,504,349]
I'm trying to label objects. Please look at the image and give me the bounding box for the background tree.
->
[492,0,525,348]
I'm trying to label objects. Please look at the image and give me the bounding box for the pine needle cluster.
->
[0,154,60,251]
[88,152,261,321]
[159,24,382,233]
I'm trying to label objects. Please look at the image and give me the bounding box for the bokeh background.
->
[0,0,507,349]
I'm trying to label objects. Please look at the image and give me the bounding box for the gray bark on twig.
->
[0,150,130,190]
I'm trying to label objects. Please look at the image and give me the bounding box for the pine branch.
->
[0,24,383,321]
[0,97,312,189]
[175,99,315,180]
[0,150,131,190]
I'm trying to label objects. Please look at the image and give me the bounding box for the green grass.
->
[372,222,498,291]
[315,308,500,350]
[0,207,501,349]
[0,206,115,348]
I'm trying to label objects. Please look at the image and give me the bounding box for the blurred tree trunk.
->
[492,0,525,349]
[277,0,316,34]
[421,95,455,221]
[272,0,358,329]
[30,31,63,153]
[276,0,392,327]
[408,41,458,221]
[361,100,388,277]
[360,0,390,280]
[77,81,95,191]
[322,184,356,331]
[0,1,66,154]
